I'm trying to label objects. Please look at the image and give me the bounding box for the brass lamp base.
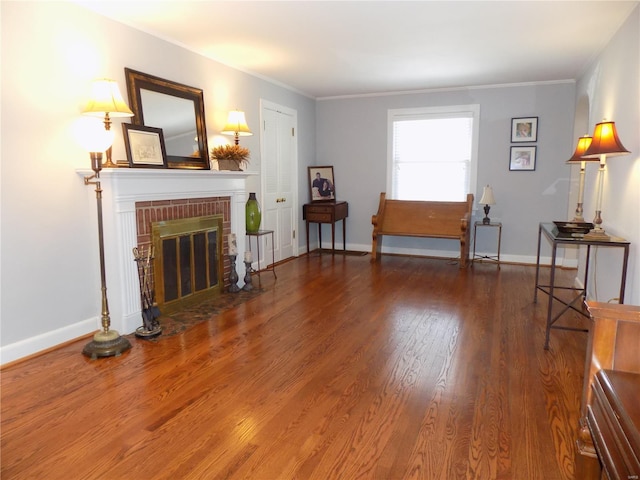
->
[82,329,132,359]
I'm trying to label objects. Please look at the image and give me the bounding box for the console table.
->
[533,222,630,350]
[303,201,348,253]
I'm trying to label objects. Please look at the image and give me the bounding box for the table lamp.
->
[580,121,630,240]
[479,185,496,224]
[566,135,599,222]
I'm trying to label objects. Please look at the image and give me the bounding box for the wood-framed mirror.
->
[124,68,210,170]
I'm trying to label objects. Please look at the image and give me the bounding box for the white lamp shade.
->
[221,110,252,136]
[82,79,134,118]
[479,185,496,205]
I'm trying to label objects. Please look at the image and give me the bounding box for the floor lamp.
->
[580,121,630,240]
[566,135,598,223]
[81,79,134,358]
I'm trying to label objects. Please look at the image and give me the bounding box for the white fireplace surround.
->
[77,168,254,335]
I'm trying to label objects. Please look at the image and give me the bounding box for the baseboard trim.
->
[0,317,97,366]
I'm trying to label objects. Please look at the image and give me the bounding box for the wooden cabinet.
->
[587,370,640,479]
[577,302,640,478]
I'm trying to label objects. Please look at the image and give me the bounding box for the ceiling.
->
[76,1,638,99]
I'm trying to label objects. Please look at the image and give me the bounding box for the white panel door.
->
[260,100,297,263]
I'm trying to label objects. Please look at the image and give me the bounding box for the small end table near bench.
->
[472,221,502,267]
[303,201,348,253]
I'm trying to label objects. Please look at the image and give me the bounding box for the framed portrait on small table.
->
[308,166,336,201]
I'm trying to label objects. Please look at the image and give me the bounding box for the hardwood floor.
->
[1,254,590,479]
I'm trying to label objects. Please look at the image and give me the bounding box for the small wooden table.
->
[303,201,348,253]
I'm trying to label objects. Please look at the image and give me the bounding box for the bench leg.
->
[460,240,469,268]
[371,234,381,261]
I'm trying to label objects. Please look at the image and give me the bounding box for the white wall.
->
[315,82,576,263]
[0,1,316,363]
[574,5,639,305]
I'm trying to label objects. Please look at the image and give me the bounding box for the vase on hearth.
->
[246,192,261,233]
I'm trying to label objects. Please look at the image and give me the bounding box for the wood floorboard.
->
[1,254,589,479]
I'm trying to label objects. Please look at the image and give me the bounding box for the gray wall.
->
[315,83,576,263]
[0,1,316,362]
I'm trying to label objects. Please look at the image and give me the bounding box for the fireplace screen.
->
[152,215,223,310]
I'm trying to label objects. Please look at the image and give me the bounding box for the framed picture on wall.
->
[122,124,168,168]
[511,117,538,142]
[308,166,336,201]
[509,146,536,171]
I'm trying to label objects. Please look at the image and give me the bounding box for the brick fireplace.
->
[136,197,229,310]
[77,168,252,335]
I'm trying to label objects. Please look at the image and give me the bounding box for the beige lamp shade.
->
[82,79,134,118]
[221,110,253,137]
[582,121,630,158]
[479,185,496,205]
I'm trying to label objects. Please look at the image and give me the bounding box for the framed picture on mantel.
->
[122,124,168,168]
[308,166,336,201]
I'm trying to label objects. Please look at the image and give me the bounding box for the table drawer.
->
[587,370,640,480]
[306,212,332,222]
[307,205,334,214]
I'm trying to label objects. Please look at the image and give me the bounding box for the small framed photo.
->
[509,146,536,171]
[308,166,336,201]
[511,117,538,142]
[122,124,168,168]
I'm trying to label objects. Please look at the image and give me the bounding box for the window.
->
[388,104,479,201]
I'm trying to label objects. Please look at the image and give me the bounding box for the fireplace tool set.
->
[133,246,162,339]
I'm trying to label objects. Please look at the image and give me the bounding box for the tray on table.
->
[553,221,593,237]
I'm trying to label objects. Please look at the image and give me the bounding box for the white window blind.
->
[388,105,479,201]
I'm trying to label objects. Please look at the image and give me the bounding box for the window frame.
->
[386,104,480,202]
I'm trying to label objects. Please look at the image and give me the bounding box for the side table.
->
[472,221,502,266]
[246,230,277,284]
[303,201,348,253]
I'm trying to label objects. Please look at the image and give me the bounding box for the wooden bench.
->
[371,192,474,267]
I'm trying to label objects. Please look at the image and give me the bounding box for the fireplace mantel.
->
[77,168,255,335]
